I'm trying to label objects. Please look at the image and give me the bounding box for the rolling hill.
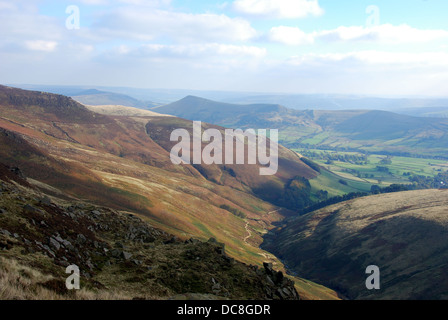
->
[262,189,448,300]
[154,96,448,157]
[0,164,299,300]
[72,89,159,109]
[223,94,448,113]
[11,85,160,110]
[0,85,340,299]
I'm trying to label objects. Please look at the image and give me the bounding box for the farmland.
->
[298,148,448,196]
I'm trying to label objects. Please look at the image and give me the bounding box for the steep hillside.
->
[155,96,448,157]
[0,85,341,301]
[0,165,299,300]
[263,189,448,300]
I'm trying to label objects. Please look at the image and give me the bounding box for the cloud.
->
[287,51,448,68]
[269,26,314,45]
[317,24,448,43]
[104,43,267,61]
[267,24,448,46]
[94,8,257,42]
[233,0,323,19]
[24,40,58,52]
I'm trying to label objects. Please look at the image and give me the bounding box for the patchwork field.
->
[299,148,448,192]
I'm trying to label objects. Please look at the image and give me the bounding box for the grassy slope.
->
[0,170,301,300]
[155,96,448,157]
[264,189,448,300]
[0,85,338,299]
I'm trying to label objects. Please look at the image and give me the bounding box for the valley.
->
[262,189,448,300]
[154,96,448,158]
[3,0,448,304]
[298,148,448,194]
[0,85,339,300]
[1,84,447,301]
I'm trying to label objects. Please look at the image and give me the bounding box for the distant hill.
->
[155,96,448,157]
[224,94,448,113]
[85,104,173,117]
[395,106,448,118]
[8,85,160,110]
[263,189,448,300]
[153,95,286,125]
[72,89,159,109]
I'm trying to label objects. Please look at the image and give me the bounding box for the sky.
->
[1,0,448,96]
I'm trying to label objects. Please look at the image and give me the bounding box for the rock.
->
[0,208,6,214]
[276,288,288,300]
[62,239,72,248]
[143,236,155,243]
[215,246,225,256]
[43,245,56,258]
[110,249,122,258]
[86,260,95,271]
[0,229,11,237]
[40,196,52,206]
[273,271,284,285]
[212,283,221,294]
[58,260,70,267]
[23,204,38,214]
[76,234,87,244]
[132,259,142,266]
[223,256,235,265]
[208,237,218,244]
[91,210,101,217]
[164,237,177,245]
[122,252,133,260]
[115,242,125,249]
[266,275,275,286]
[282,288,291,296]
[263,262,274,276]
[49,237,61,251]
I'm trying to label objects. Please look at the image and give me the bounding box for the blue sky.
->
[1,0,448,96]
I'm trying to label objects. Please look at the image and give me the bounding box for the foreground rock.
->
[0,164,299,300]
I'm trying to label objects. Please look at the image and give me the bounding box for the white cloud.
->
[267,24,448,46]
[25,40,58,52]
[109,43,267,59]
[94,9,257,42]
[317,24,448,44]
[269,26,314,45]
[287,51,448,67]
[233,0,323,19]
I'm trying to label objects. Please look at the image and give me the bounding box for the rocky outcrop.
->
[0,173,299,300]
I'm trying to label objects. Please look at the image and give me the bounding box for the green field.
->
[297,148,448,197]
